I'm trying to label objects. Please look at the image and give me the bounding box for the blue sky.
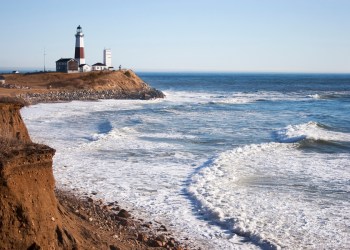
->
[1,0,349,73]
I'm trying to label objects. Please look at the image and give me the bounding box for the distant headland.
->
[0,70,164,105]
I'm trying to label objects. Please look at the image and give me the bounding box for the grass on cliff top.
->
[2,70,141,91]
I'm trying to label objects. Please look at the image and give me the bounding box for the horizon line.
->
[0,67,349,75]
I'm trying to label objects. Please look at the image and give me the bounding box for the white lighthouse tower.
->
[74,25,85,65]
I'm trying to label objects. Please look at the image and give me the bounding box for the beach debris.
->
[142,223,151,228]
[137,232,148,242]
[158,224,168,231]
[118,218,129,226]
[117,209,131,218]
[111,206,120,211]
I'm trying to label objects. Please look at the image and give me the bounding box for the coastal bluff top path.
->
[0,70,164,105]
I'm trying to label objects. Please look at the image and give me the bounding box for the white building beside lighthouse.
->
[104,49,112,68]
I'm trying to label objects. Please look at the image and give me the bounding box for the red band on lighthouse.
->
[75,47,85,59]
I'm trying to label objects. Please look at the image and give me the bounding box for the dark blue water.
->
[139,72,350,143]
[139,72,350,92]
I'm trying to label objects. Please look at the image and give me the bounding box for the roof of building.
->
[56,58,76,63]
[92,63,106,66]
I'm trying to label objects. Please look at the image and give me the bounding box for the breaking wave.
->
[187,140,350,249]
[273,121,350,143]
[307,92,350,100]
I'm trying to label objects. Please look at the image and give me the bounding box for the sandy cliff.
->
[0,140,66,249]
[0,102,76,249]
[0,101,184,250]
[0,102,31,142]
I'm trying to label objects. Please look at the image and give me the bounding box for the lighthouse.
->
[74,25,85,65]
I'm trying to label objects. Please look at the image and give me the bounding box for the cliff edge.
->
[0,101,31,142]
[0,100,185,250]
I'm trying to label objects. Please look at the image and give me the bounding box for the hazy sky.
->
[1,0,349,73]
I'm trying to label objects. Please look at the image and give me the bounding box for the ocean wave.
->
[307,92,350,100]
[165,90,308,106]
[208,92,302,105]
[208,98,254,104]
[273,121,350,143]
[165,90,350,106]
[89,126,138,141]
[307,94,322,99]
[90,126,196,142]
[187,143,290,248]
[298,138,350,153]
[187,142,350,249]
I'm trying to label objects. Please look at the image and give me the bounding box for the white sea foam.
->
[307,91,350,100]
[188,143,350,249]
[307,94,321,99]
[90,127,139,141]
[274,121,350,143]
[164,90,307,105]
[20,86,350,249]
[21,100,256,249]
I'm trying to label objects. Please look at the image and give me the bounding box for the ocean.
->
[21,73,350,249]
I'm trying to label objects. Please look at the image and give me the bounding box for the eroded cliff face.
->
[0,103,31,143]
[0,102,77,249]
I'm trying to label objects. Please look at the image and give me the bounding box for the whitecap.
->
[188,142,350,249]
[274,121,350,143]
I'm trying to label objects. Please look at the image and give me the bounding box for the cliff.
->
[0,101,184,249]
[0,102,31,142]
[0,102,75,249]
[0,141,66,249]
[0,70,164,104]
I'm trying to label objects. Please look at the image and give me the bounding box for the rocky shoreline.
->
[18,87,165,105]
[55,189,186,250]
